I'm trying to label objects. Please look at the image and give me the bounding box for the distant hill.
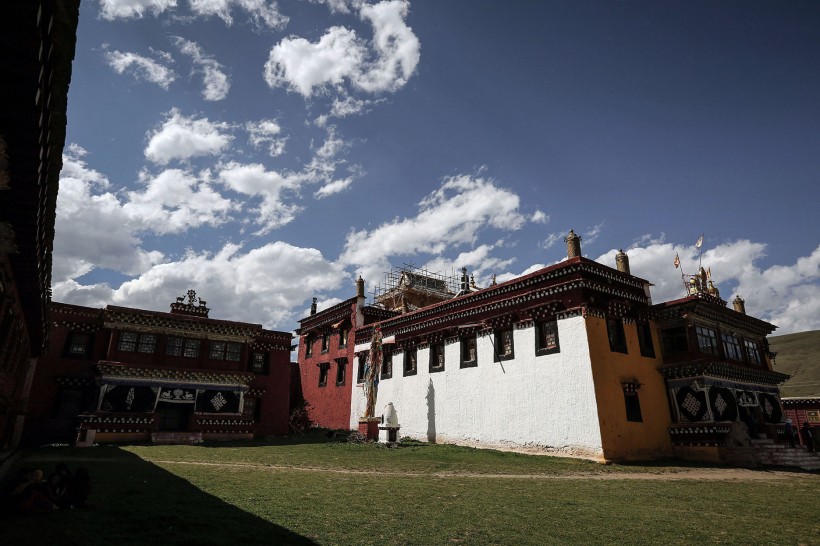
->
[769,330,820,398]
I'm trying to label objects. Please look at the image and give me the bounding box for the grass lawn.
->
[2,433,819,545]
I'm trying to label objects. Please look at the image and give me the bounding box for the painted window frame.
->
[607,319,628,354]
[535,319,560,356]
[210,340,242,361]
[636,322,655,358]
[494,328,515,362]
[404,348,418,377]
[318,363,330,387]
[249,352,268,374]
[336,358,347,386]
[64,332,91,359]
[743,339,762,366]
[695,325,719,356]
[722,333,743,361]
[460,335,478,368]
[429,341,445,373]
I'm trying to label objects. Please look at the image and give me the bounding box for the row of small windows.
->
[304,327,349,357]
[315,321,563,387]
[64,331,269,373]
[662,324,764,365]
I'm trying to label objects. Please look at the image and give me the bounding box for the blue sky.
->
[55,0,820,334]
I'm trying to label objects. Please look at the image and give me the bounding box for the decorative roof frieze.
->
[659,360,789,385]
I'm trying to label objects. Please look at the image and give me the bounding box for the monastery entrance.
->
[155,401,193,431]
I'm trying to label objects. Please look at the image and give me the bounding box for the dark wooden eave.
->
[659,360,789,386]
[0,0,80,354]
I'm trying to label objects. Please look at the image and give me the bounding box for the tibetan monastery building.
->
[23,292,293,446]
[297,231,790,464]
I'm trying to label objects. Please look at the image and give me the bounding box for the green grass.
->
[3,434,819,545]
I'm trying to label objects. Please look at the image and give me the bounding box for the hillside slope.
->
[769,330,820,398]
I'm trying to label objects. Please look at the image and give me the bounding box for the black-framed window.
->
[336,359,347,386]
[210,341,242,361]
[64,333,91,359]
[117,331,157,354]
[623,385,643,422]
[660,327,688,355]
[249,352,268,374]
[695,325,719,355]
[243,397,259,419]
[494,328,515,361]
[137,333,157,353]
[636,322,655,358]
[381,352,393,379]
[744,339,762,366]
[305,336,314,357]
[461,335,477,368]
[318,363,330,387]
[118,331,138,352]
[357,354,367,384]
[535,319,560,356]
[166,336,183,356]
[722,333,742,361]
[607,319,628,354]
[429,341,445,372]
[183,338,200,358]
[404,348,418,376]
[321,332,330,353]
[339,326,349,348]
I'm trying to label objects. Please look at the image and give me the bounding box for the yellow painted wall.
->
[585,317,673,461]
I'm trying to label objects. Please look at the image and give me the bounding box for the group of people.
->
[2,463,90,515]
[783,419,815,452]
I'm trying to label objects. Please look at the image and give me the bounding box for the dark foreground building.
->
[0,0,80,449]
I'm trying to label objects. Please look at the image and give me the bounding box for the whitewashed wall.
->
[349,315,604,457]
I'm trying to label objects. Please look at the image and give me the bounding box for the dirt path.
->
[20,454,817,481]
[142,459,820,481]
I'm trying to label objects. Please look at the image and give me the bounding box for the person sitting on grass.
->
[8,469,59,514]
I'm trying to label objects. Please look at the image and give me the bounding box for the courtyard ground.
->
[2,434,818,545]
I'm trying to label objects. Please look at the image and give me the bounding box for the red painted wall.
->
[298,303,356,430]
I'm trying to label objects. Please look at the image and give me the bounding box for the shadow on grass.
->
[2,446,317,546]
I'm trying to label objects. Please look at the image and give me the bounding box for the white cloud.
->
[53,145,165,287]
[594,240,820,335]
[218,162,302,233]
[188,0,289,29]
[122,168,234,233]
[144,109,233,164]
[264,26,366,97]
[541,231,563,250]
[583,222,604,246]
[217,127,357,233]
[308,0,355,14]
[103,47,176,89]
[421,242,516,288]
[174,38,231,101]
[314,177,353,198]
[99,0,177,20]
[339,174,525,282]
[531,210,549,224]
[108,242,344,328]
[263,0,419,99]
[245,119,287,157]
[355,0,420,93]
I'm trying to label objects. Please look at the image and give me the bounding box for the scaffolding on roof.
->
[371,264,460,312]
